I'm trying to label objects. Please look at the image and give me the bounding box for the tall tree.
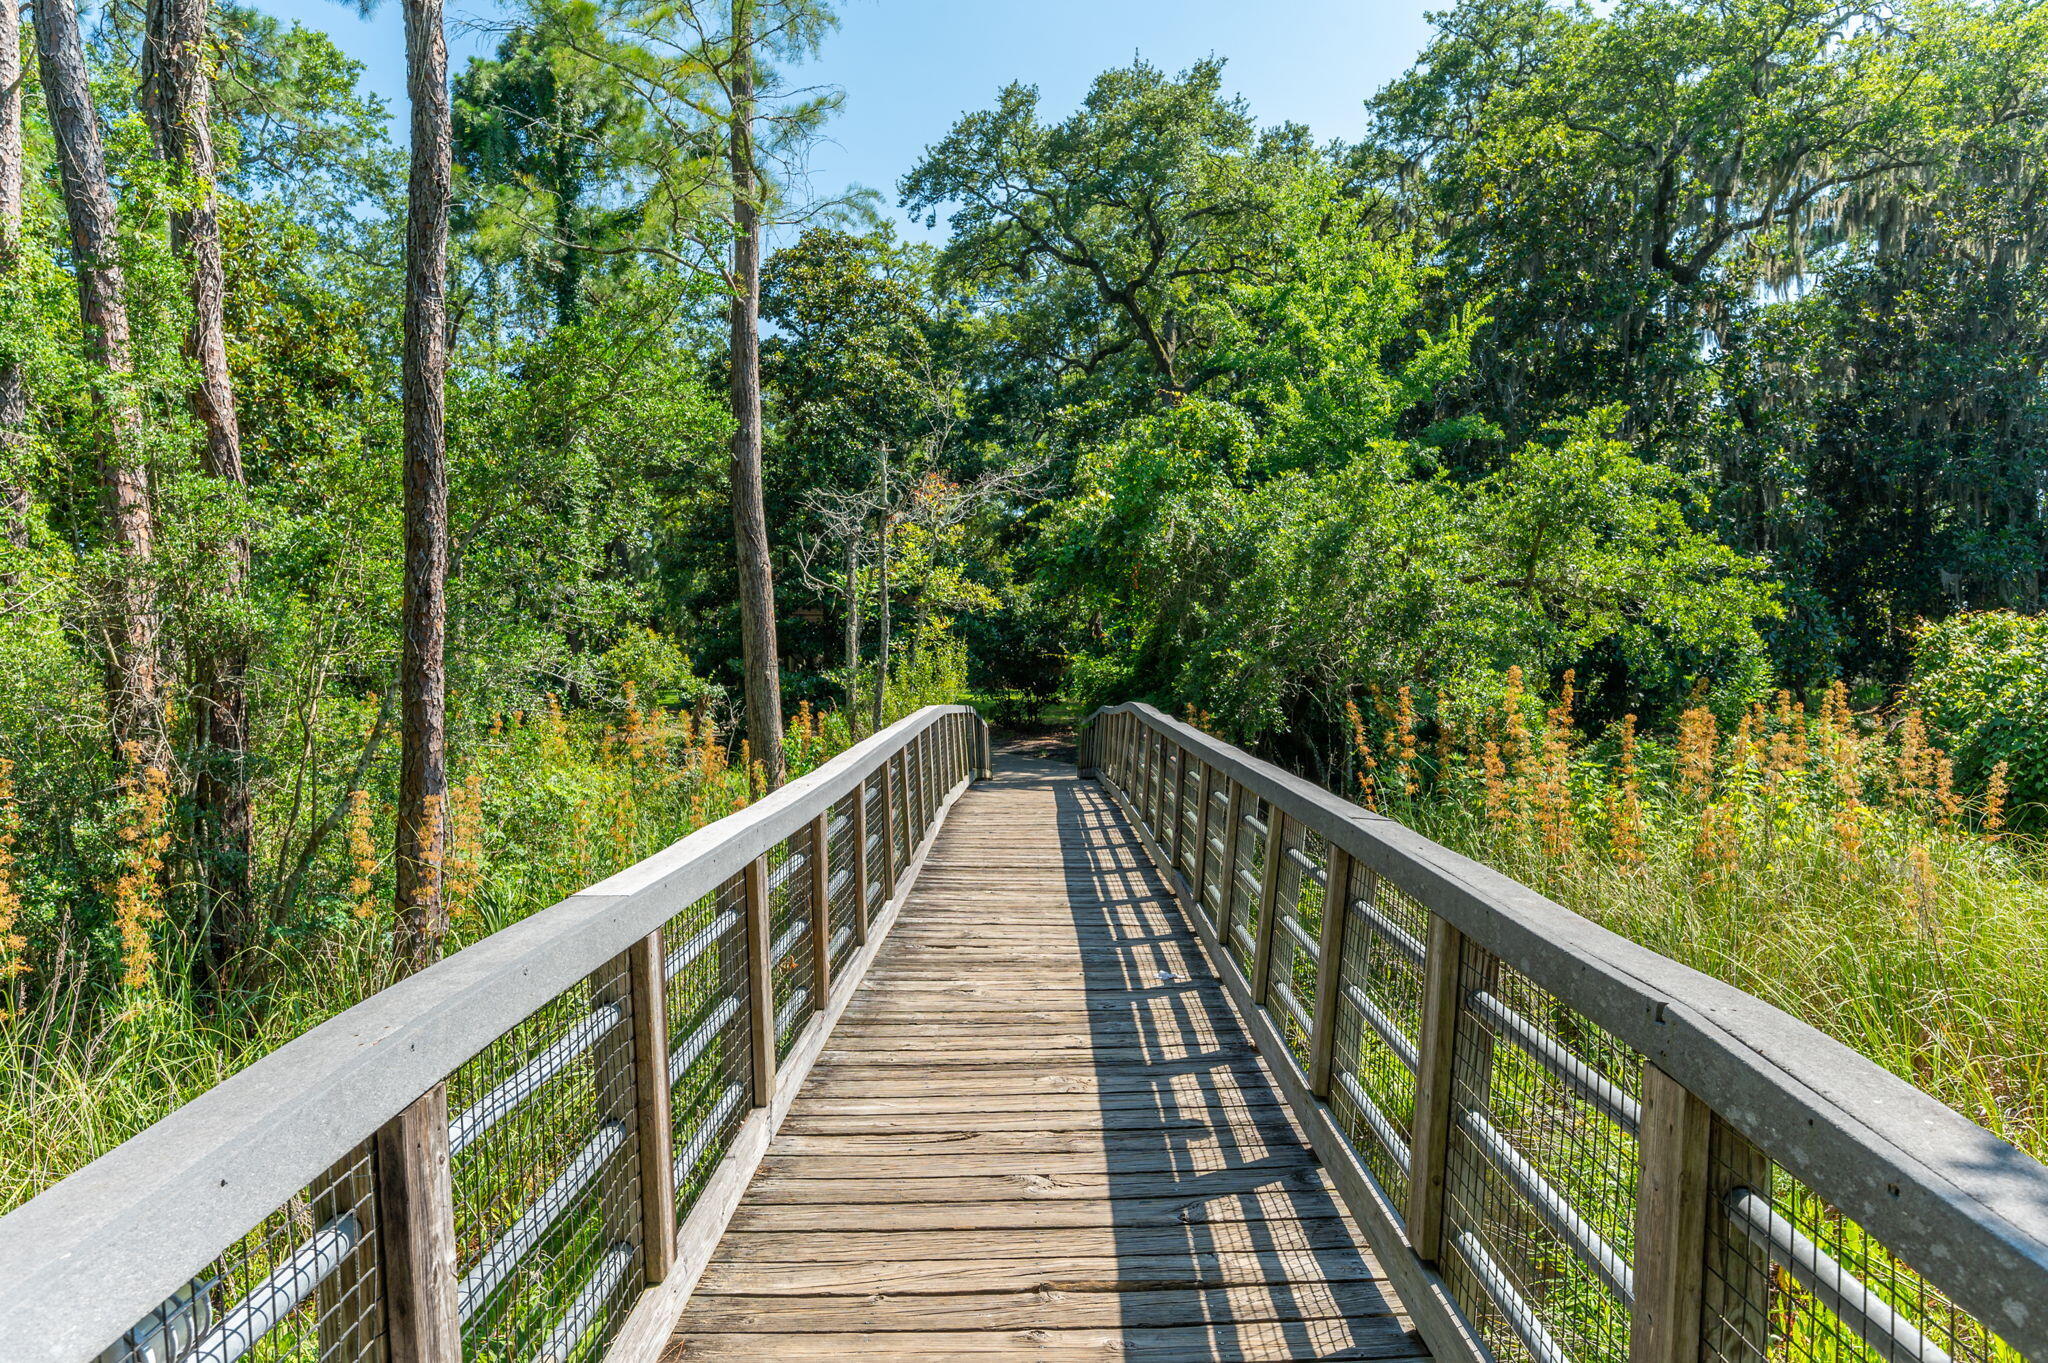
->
[35,0,164,764]
[453,26,647,329]
[141,0,257,981]
[393,0,451,975]
[725,0,784,785]
[901,59,1309,403]
[0,0,26,574]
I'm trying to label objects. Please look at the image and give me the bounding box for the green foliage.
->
[1365,0,2048,684]
[903,57,1317,400]
[1912,612,2048,824]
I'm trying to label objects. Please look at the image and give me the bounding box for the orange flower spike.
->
[1984,761,2010,839]
[0,759,27,998]
[1611,716,1645,866]
[1676,707,1717,805]
[346,789,378,919]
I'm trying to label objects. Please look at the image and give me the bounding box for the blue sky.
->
[248,0,1439,239]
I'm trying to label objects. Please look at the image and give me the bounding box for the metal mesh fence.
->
[663,880,750,1212]
[1440,942,1640,1363]
[98,1146,385,1363]
[76,717,996,1363]
[1702,1147,2016,1363]
[863,776,887,914]
[1226,798,1270,972]
[1085,716,2031,1363]
[1262,820,1320,1069]
[825,790,860,973]
[767,830,815,1060]
[1171,749,1196,875]
[448,952,642,1363]
[1328,870,1427,1206]
[1199,780,1230,928]
[889,756,910,876]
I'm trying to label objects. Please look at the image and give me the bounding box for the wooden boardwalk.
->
[666,748,1426,1361]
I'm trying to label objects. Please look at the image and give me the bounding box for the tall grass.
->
[1345,675,2048,1159]
[0,698,857,1213]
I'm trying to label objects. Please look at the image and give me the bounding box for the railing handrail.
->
[1083,701,2048,1358]
[0,703,982,1362]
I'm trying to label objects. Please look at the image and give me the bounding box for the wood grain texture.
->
[373,1084,460,1363]
[1631,1063,1713,1363]
[666,750,1422,1361]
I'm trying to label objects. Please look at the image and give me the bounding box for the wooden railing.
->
[0,704,991,1363]
[1081,702,2048,1363]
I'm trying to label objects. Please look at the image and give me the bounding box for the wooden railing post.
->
[373,1085,460,1363]
[591,953,642,1287]
[1632,1066,1772,1363]
[1632,1065,1710,1363]
[1307,847,1359,1098]
[627,931,676,1283]
[743,855,775,1106]
[808,811,832,1001]
[850,777,871,945]
[1406,913,1465,1262]
[1250,810,1289,1005]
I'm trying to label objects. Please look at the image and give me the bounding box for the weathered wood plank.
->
[696,1252,1394,1298]
[668,1324,1427,1360]
[685,1281,1410,1327]
[667,748,1418,1361]
[707,1217,1367,1262]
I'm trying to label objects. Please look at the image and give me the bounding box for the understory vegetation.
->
[1320,667,2046,1156]
[2,0,2045,1209]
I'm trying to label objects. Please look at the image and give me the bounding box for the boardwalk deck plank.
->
[664,749,1423,1362]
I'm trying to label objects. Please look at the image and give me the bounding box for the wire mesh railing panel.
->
[1441,941,1641,1363]
[1226,798,1269,972]
[97,1147,385,1363]
[767,830,815,1061]
[826,790,859,972]
[1175,755,1201,879]
[663,880,750,1214]
[1199,780,1230,927]
[862,778,886,914]
[1329,870,1427,1207]
[1702,1147,2016,1363]
[448,953,642,1363]
[1264,822,1322,1069]
[889,757,911,876]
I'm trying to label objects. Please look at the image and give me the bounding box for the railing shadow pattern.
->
[1081,702,2048,1363]
[1044,765,1407,1359]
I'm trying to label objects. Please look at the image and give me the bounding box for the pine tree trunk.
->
[842,536,860,733]
[0,0,27,582]
[36,0,163,765]
[394,0,450,977]
[142,0,255,985]
[727,0,785,788]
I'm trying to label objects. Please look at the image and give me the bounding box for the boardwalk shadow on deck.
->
[1048,758,1412,1360]
[665,746,1420,1361]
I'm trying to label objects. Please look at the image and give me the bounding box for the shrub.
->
[1912,612,2048,828]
